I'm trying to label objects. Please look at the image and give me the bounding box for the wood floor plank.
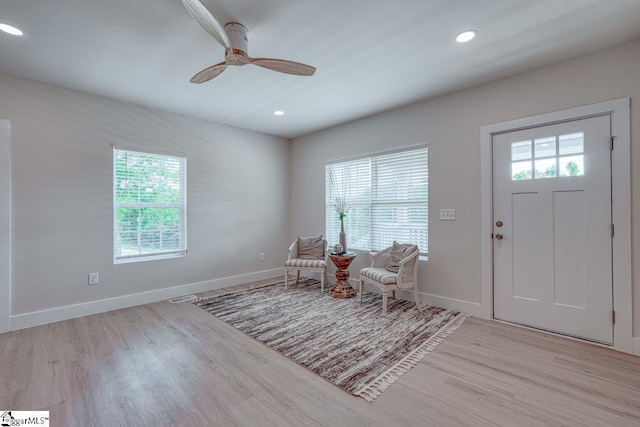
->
[1,278,639,426]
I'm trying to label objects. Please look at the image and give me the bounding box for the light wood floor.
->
[1,277,639,427]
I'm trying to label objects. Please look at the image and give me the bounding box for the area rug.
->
[194,278,467,402]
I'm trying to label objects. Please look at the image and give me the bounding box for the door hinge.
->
[610,224,615,237]
[609,136,615,151]
[611,310,616,324]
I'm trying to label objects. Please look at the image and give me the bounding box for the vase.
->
[339,218,347,252]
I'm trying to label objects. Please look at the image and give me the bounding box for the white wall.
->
[0,74,290,319]
[290,38,640,333]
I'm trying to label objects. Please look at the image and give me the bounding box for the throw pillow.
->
[385,241,417,273]
[298,235,324,260]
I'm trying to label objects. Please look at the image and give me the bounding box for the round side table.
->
[329,253,357,299]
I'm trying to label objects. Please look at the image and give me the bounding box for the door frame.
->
[480,98,632,353]
[0,119,10,333]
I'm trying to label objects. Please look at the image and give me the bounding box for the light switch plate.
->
[440,209,456,221]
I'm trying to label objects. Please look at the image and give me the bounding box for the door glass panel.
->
[535,158,557,178]
[535,136,556,158]
[511,141,532,161]
[512,161,532,180]
[510,133,585,181]
[559,155,584,177]
[559,133,584,155]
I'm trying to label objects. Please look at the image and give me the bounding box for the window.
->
[114,148,187,263]
[326,146,428,256]
[511,132,584,180]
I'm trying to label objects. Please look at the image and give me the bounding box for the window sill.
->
[114,251,186,265]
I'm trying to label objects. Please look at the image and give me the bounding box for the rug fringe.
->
[354,313,469,403]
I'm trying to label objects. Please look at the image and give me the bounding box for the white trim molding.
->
[407,289,484,317]
[480,98,633,354]
[10,268,284,331]
[0,120,10,333]
[354,277,485,317]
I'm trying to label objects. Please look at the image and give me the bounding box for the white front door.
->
[493,115,613,344]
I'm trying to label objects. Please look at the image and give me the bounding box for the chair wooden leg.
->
[392,290,396,299]
[295,270,301,285]
[359,280,364,304]
[413,286,423,311]
[284,268,288,289]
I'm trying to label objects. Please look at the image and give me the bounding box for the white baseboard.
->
[10,268,284,331]
[325,274,484,317]
[632,337,640,356]
[397,289,484,317]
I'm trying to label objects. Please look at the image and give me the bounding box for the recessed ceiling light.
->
[456,30,477,43]
[0,23,24,36]
[273,110,285,116]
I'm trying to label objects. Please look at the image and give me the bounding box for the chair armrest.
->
[287,241,298,261]
[371,247,392,268]
[396,248,420,288]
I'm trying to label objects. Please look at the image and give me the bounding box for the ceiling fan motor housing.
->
[225,22,249,54]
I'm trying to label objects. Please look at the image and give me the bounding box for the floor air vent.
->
[168,295,197,303]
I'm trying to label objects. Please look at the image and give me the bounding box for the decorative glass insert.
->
[511,140,532,161]
[512,161,532,180]
[559,155,584,177]
[534,136,556,158]
[535,158,557,179]
[511,132,585,180]
[559,133,584,155]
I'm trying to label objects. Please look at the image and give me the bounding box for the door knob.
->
[495,233,504,240]
[496,220,503,227]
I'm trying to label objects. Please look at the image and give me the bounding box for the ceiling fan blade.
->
[181,0,231,51]
[250,58,316,76]
[190,61,228,83]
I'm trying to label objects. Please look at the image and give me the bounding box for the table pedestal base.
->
[330,271,357,299]
[329,254,357,299]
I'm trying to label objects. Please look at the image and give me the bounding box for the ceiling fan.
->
[181,0,316,83]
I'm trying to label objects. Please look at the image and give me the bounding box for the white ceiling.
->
[1,0,639,139]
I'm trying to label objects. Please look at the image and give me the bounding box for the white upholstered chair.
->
[359,243,421,315]
[284,238,329,292]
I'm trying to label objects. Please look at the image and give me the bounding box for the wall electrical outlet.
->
[259,253,265,261]
[440,209,456,221]
[88,272,99,285]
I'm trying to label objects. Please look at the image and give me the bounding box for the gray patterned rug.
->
[194,278,467,402]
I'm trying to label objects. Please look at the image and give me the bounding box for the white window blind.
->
[326,146,428,255]
[113,148,187,263]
